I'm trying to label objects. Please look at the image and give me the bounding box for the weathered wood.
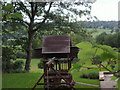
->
[32,35,79,89]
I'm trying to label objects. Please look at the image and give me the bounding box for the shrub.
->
[2,60,14,73]
[80,71,99,79]
[38,61,44,69]
[16,51,26,58]
[13,60,24,73]
[2,47,16,73]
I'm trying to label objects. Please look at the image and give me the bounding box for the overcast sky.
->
[91,0,119,21]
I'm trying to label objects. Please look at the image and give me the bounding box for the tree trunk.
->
[25,31,34,72]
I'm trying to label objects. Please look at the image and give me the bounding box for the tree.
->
[76,42,120,78]
[2,1,93,71]
[2,2,25,73]
[96,32,120,48]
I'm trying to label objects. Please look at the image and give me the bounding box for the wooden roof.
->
[42,35,71,54]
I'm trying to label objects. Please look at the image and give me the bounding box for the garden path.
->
[100,72,117,89]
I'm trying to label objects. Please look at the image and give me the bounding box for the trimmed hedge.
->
[80,71,99,79]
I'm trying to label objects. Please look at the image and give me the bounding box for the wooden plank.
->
[42,35,71,54]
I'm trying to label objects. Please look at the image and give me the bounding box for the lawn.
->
[2,70,100,89]
[2,73,44,88]
[2,58,100,89]
[72,68,100,88]
[16,58,43,73]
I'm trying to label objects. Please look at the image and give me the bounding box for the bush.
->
[38,61,44,69]
[16,51,26,58]
[80,71,99,79]
[2,60,14,73]
[2,47,16,73]
[12,60,24,73]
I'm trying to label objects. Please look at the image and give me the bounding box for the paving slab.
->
[100,81,116,88]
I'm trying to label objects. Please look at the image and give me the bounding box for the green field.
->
[87,28,112,38]
[2,58,100,89]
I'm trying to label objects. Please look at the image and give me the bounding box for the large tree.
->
[2,1,94,71]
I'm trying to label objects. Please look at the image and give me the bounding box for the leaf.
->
[99,51,117,62]
[95,44,119,61]
[76,42,94,65]
[113,62,119,72]
[70,63,82,71]
[3,3,14,11]
[12,13,23,19]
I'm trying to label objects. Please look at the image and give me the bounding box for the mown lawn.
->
[2,58,100,89]
[72,68,100,88]
[2,73,44,88]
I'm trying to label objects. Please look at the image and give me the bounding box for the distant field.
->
[87,28,113,38]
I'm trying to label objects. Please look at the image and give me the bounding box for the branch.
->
[34,2,53,31]
[12,18,29,27]
[31,2,38,21]
[17,2,31,19]
[34,3,38,17]
[41,2,53,23]
[100,63,120,78]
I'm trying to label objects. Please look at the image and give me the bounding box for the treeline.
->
[84,21,118,30]
[96,32,120,48]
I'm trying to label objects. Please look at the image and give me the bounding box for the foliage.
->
[16,51,26,58]
[80,71,99,79]
[70,63,82,72]
[85,21,118,31]
[16,58,43,73]
[38,61,44,69]
[2,46,17,73]
[2,3,23,21]
[2,1,94,71]
[70,28,94,46]
[12,60,24,73]
[2,46,24,73]
[76,42,97,65]
[76,42,120,77]
[96,32,120,48]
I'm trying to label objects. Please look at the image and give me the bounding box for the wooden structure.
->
[32,35,79,90]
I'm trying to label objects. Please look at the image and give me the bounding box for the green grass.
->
[2,73,44,88]
[87,28,112,38]
[3,58,100,88]
[16,58,43,73]
[111,76,117,80]
[3,58,44,88]
[72,68,100,87]
[2,70,100,88]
